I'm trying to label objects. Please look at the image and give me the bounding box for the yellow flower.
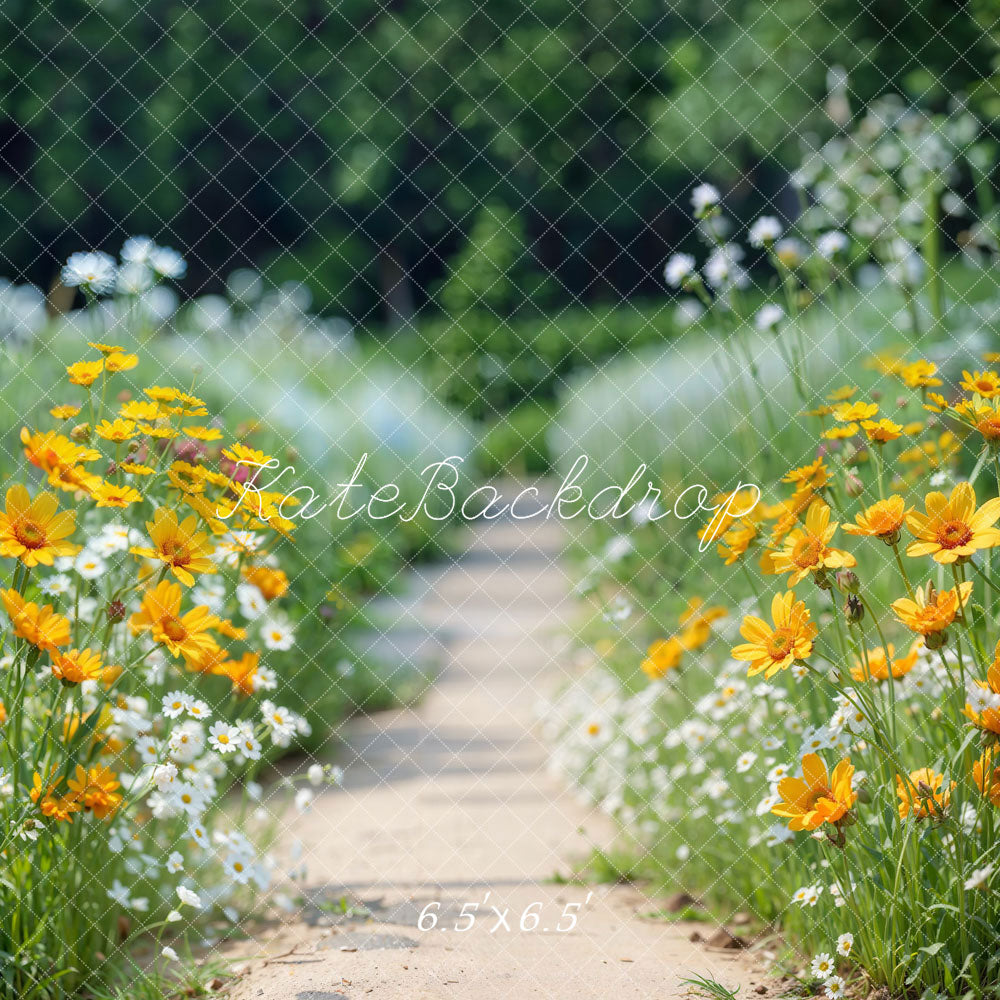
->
[66,764,122,819]
[104,351,138,373]
[677,597,727,649]
[50,647,105,685]
[822,424,858,440]
[771,754,856,831]
[87,341,124,354]
[961,369,1000,398]
[731,590,817,679]
[93,481,143,508]
[782,457,829,492]
[850,640,921,683]
[130,507,217,586]
[905,482,1000,564]
[641,637,683,679]
[67,360,104,387]
[972,749,1000,807]
[897,768,953,819]
[184,425,224,441]
[120,400,163,421]
[50,404,81,420]
[167,462,206,495]
[861,418,903,443]
[842,495,909,541]
[924,392,950,413]
[94,418,137,442]
[222,442,274,468]
[129,580,222,668]
[899,360,942,389]
[717,522,758,564]
[121,462,155,475]
[1,589,71,653]
[0,485,78,566]
[827,385,857,402]
[771,500,856,585]
[139,424,179,439]
[892,580,973,635]
[834,401,878,422]
[144,385,181,403]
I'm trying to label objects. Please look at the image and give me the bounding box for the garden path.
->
[229,504,760,1000]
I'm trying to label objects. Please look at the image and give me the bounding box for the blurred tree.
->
[0,0,995,324]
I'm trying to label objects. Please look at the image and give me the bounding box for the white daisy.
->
[62,251,117,295]
[162,691,191,719]
[208,721,239,754]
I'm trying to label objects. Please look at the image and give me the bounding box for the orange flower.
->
[129,580,221,668]
[892,580,972,636]
[1,589,70,653]
[31,773,80,823]
[897,768,953,819]
[850,640,921,683]
[905,482,1000,564]
[771,754,856,832]
[241,565,289,600]
[212,651,261,696]
[964,656,1000,736]
[66,764,122,819]
[843,495,909,541]
[0,485,78,566]
[731,591,817,679]
[961,369,1000,398]
[972,749,1000,807]
[771,500,856,584]
[66,360,104,387]
[640,637,683,679]
[130,507,216,586]
[50,647,105,685]
[20,428,101,489]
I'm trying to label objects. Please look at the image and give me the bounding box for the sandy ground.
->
[227,513,763,999]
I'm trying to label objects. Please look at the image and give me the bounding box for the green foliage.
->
[652,0,998,176]
[473,400,556,478]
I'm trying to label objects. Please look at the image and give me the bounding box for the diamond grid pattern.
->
[0,1,998,996]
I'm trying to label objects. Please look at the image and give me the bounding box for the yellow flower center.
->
[161,618,188,643]
[976,379,995,393]
[15,520,46,549]
[767,628,796,660]
[160,539,191,565]
[792,535,823,568]
[937,519,972,549]
[978,416,1000,439]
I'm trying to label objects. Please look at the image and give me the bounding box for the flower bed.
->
[545,100,1000,998]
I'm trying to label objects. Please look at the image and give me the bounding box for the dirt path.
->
[229,512,760,999]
